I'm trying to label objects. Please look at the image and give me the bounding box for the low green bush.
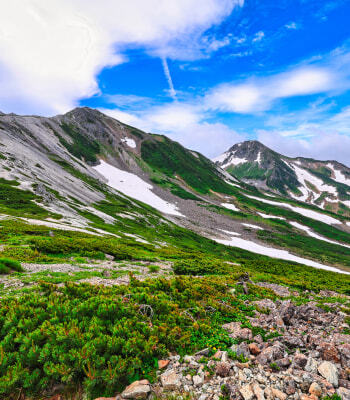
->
[0,276,253,398]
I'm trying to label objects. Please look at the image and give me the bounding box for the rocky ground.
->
[91,282,350,400]
[0,259,173,294]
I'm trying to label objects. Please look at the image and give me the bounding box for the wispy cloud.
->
[252,31,265,42]
[205,66,334,113]
[285,21,299,30]
[161,57,177,100]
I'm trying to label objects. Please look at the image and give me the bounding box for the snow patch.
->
[224,180,240,187]
[327,163,350,186]
[121,137,136,148]
[214,234,349,274]
[212,152,229,164]
[256,152,262,164]
[221,202,239,211]
[257,212,285,220]
[220,229,241,236]
[222,156,248,169]
[290,221,350,249]
[93,160,183,217]
[245,194,341,225]
[242,223,263,230]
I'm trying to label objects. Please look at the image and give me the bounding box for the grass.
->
[0,257,23,274]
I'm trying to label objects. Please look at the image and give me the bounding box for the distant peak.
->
[228,140,270,152]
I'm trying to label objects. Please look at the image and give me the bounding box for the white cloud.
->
[205,66,335,113]
[0,0,242,115]
[252,31,265,42]
[258,129,350,166]
[101,102,243,157]
[285,22,298,30]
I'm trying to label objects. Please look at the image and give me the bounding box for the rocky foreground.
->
[90,282,350,400]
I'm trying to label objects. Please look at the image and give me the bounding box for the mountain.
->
[0,108,350,399]
[1,108,350,275]
[213,140,350,216]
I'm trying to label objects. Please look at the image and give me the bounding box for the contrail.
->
[161,56,177,100]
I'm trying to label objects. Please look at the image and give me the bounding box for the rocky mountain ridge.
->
[213,141,350,216]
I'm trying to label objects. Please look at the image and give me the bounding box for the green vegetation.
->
[258,228,350,268]
[0,276,252,398]
[0,257,23,274]
[53,123,100,163]
[141,135,235,195]
[150,176,201,201]
[0,177,59,218]
[227,162,268,180]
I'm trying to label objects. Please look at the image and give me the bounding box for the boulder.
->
[318,361,339,387]
[215,362,231,377]
[158,359,169,369]
[338,343,350,369]
[318,342,340,363]
[121,380,150,399]
[160,369,182,391]
[256,344,284,365]
[309,382,322,397]
[239,384,255,400]
[337,387,350,400]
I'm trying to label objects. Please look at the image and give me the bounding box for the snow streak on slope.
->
[242,223,263,230]
[215,233,350,275]
[257,212,285,220]
[93,160,183,217]
[290,221,350,249]
[327,163,350,186]
[245,195,341,225]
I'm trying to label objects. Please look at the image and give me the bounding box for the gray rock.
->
[337,387,350,400]
[160,369,182,391]
[317,361,339,387]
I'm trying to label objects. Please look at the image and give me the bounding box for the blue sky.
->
[2,0,350,163]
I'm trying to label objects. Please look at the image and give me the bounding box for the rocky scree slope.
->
[214,140,350,216]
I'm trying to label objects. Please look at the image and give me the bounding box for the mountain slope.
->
[214,140,350,216]
[1,108,350,275]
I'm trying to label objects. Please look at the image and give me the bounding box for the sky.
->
[1,1,350,164]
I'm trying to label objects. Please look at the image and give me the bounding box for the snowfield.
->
[93,160,183,216]
[121,137,136,148]
[215,233,350,275]
[288,162,337,202]
[245,194,341,225]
